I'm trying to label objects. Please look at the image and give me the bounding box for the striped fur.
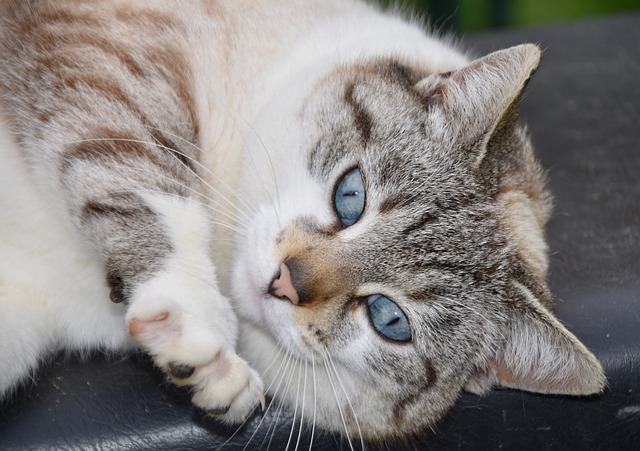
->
[0,0,604,444]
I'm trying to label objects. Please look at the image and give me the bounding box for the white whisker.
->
[141,125,262,218]
[440,296,504,340]
[139,167,251,228]
[294,358,308,451]
[97,187,250,238]
[217,345,287,451]
[285,358,303,451]
[261,343,287,382]
[146,125,252,198]
[265,353,297,451]
[231,115,282,229]
[327,353,365,451]
[85,189,246,244]
[322,351,355,451]
[309,357,317,451]
[65,136,256,224]
[245,350,294,451]
[235,115,283,223]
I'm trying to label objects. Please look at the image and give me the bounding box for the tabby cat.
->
[0,0,605,443]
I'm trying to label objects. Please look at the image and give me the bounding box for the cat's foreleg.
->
[60,143,264,423]
[121,193,265,422]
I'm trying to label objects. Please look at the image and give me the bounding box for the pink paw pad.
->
[128,311,170,337]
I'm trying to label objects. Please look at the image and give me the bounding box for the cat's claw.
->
[167,362,195,379]
[189,351,264,423]
[207,405,230,416]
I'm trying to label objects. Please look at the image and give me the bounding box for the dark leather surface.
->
[1,13,639,451]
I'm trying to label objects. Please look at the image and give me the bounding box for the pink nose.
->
[268,263,299,305]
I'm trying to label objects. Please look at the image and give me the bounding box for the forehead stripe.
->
[344,82,373,145]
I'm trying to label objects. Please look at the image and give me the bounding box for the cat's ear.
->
[420,44,541,168]
[465,280,606,396]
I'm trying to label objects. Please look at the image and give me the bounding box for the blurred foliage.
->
[377,0,640,32]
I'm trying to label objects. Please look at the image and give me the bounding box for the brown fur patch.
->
[145,44,199,139]
[275,221,359,344]
[113,4,181,32]
[62,128,159,168]
[82,192,153,224]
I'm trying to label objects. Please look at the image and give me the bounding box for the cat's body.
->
[0,0,605,443]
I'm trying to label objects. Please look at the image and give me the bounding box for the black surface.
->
[2,13,640,451]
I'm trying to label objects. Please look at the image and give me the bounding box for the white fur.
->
[208,0,477,435]
[0,112,132,395]
[0,0,491,435]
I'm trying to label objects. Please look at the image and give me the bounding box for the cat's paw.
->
[125,275,264,423]
[188,350,265,423]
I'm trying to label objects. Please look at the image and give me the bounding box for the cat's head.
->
[231,44,605,442]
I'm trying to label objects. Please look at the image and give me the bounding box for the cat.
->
[0,0,606,444]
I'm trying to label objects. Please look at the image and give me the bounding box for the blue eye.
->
[367,295,412,342]
[334,168,365,226]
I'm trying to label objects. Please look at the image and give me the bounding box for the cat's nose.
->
[268,262,300,305]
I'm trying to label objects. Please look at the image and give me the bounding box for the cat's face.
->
[232,61,505,439]
[231,46,605,441]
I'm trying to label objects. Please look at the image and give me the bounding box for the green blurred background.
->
[378,0,640,32]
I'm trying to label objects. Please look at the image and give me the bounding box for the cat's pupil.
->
[387,317,400,326]
[334,167,365,226]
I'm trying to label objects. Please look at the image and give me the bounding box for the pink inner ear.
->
[495,363,516,384]
[493,361,568,394]
[491,351,604,396]
[467,348,602,397]
[492,359,544,391]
